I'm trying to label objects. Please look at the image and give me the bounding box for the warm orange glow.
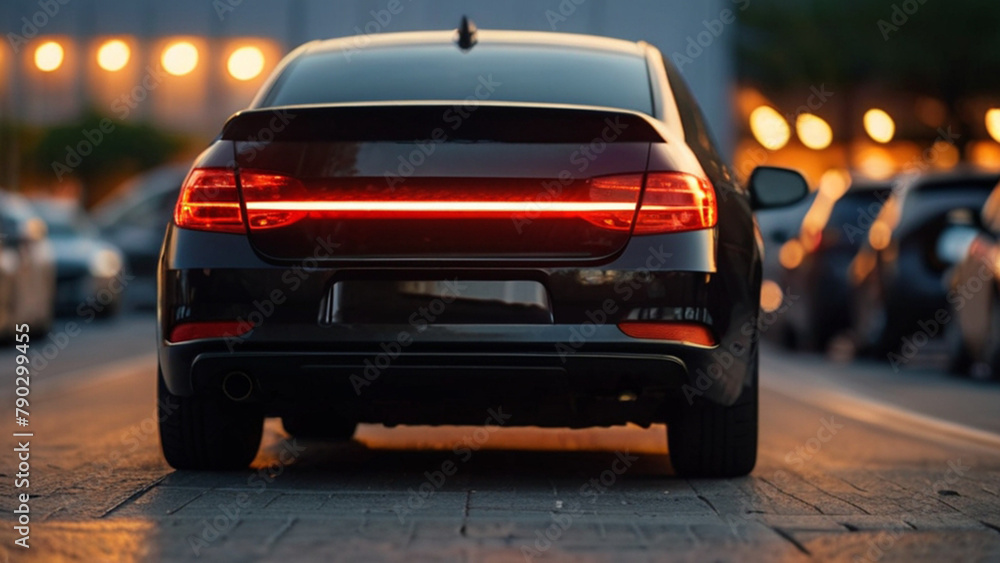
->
[868,220,893,251]
[818,169,851,201]
[97,39,130,71]
[779,239,806,270]
[856,146,896,179]
[617,322,716,346]
[162,41,198,76]
[760,280,784,313]
[986,109,1000,144]
[970,141,1000,168]
[34,41,64,72]
[850,251,877,285]
[227,46,265,81]
[864,109,896,144]
[796,113,833,150]
[931,140,960,169]
[750,106,791,150]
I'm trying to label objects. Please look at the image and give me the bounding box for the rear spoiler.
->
[221,102,667,144]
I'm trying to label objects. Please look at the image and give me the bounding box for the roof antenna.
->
[456,16,478,51]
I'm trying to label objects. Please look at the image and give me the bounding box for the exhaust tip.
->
[222,371,254,402]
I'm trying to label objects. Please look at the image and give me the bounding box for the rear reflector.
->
[617,322,716,346]
[168,321,254,343]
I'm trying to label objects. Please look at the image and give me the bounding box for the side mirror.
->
[749,166,810,211]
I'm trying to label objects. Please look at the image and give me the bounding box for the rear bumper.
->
[159,324,734,427]
[158,225,759,421]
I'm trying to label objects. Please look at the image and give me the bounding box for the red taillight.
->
[618,322,717,346]
[174,168,306,233]
[633,173,717,235]
[589,172,716,235]
[168,321,254,343]
[174,168,244,233]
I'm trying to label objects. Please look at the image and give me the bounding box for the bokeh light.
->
[34,41,64,72]
[227,46,265,81]
[760,280,784,313]
[986,109,1000,144]
[864,109,895,144]
[97,39,130,72]
[796,113,833,150]
[750,106,790,150]
[779,239,805,270]
[162,41,199,76]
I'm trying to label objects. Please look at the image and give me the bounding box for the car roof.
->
[302,29,648,58]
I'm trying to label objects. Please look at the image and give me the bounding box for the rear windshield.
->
[264,45,654,114]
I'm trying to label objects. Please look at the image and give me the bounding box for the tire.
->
[157,368,264,470]
[282,414,356,441]
[668,351,758,478]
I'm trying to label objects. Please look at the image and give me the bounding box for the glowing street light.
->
[864,109,895,144]
[97,39,130,72]
[34,41,64,72]
[750,106,790,150]
[227,46,265,81]
[986,109,1000,144]
[162,41,198,76]
[796,113,833,150]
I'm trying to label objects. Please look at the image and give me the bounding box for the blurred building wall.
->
[0,0,734,150]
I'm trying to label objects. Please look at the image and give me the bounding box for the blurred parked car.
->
[92,164,188,308]
[770,178,894,351]
[942,178,1000,379]
[849,171,1000,356]
[0,190,56,339]
[32,198,126,318]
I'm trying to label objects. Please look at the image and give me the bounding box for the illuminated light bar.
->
[617,322,717,346]
[244,201,639,213]
[168,321,254,343]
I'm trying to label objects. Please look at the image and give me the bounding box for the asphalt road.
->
[1,314,1000,562]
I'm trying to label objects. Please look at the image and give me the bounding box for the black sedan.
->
[849,170,1000,357]
[767,178,893,351]
[157,25,807,476]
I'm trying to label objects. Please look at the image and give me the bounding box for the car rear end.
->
[156,30,766,476]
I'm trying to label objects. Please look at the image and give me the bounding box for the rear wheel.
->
[158,369,264,470]
[668,353,758,478]
[282,414,356,441]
